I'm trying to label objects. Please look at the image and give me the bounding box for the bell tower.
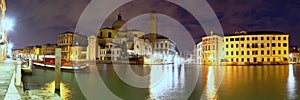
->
[148,10,157,53]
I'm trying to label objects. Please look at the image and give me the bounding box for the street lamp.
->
[1,18,14,31]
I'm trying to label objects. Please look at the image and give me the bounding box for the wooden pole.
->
[55,48,61,95]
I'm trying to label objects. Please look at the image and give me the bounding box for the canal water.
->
[22,64,300,100]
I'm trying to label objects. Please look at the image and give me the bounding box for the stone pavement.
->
[0,59,21,100]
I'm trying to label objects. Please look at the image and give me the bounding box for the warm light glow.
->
[7,43,13,49]
[43,81,71,100]
[1,18,14,31]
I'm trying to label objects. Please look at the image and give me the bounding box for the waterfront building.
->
[98,42,122,61]
[41,44,57,55]
[196,42,203,64]
[0,0,7,61]
[58,31,87,61]
[201,31,224,65]
[289,46,300,63]
[154,35,177,64]
[70,46,87,61]
[224,31,289,65]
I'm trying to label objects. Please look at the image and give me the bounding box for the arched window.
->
[108,32,112,38]
[100,31,103,37]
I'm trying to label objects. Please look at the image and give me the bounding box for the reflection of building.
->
[289,46,299,63]
[224,31,289,65]
[201,31,224,65]
[58,31,87,61]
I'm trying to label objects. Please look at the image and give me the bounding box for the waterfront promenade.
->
[0,59,21,100]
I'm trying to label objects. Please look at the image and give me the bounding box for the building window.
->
[273,58,276,61]
[161,43,163,49]
[236,58,239,62]
[231,59,234,62]
[241,37,245,41]
[261,50,264,55]
[261,37,264,40]
[108,32,112,38]
[284,50,287,54]
[267,58,270,61]
[247,58,250,62]
[283,43,287,47]
[100,31,103,37]
[278,37,281,40]
[241,51,244,55]
[267,37,270,40]
[272,43,276,47]
[278,50,281,54]
[226,44,228,48]
[226,51,228,55]
[231,44,234,48]
[241,44,244,47]
[261,43,264,48]
[247,37,250,40]
[165,43,168,48]
[247,51,250,55]
[267,50,270,55]
[236,51,239,55]
[273,50,276,54]
[236,44,239,48]
[231,51,234,55]
[241,58,244,62]
[226,38,228,42]
[247,44,250,48]
[278,43,281,47]
[273,37,275,40]
[284,37,287,40]
[262,58,264,62]
[230,38,234,41]
[267,43,270,47]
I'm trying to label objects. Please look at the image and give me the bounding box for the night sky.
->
[6,0,300,49]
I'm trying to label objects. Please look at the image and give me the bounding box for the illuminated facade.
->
[201,32,224,65]
[58,31,87,61]
[41,44,57,55]
[196,42,203,64]
[0,0,6,61]
[224,31,289,65]
[154,36,176,64]
[289,46,299,64]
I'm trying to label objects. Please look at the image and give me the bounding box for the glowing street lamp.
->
[1,18,14,31]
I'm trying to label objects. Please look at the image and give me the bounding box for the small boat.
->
[33,57,88,70]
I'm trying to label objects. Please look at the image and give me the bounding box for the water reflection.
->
[43,81,71,100]
[287,64,296,100]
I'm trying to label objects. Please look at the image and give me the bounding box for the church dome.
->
[112,13,126,31]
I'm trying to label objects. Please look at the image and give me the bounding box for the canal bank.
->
[0,59,21,99]
[0,59,61,99]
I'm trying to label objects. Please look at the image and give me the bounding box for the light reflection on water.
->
[22,64,300,100]
[288,64,296,100]
[43,81,72,100]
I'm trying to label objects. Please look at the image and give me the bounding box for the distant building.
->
[58,31,87,61]
[289,46,299,63]
[201,31,224,65]
[41,44,57,55]
[195,42,203,64]
[154,35,177,63]
[224,31,289,65]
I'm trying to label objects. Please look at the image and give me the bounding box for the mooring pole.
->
[55,48,61,95]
